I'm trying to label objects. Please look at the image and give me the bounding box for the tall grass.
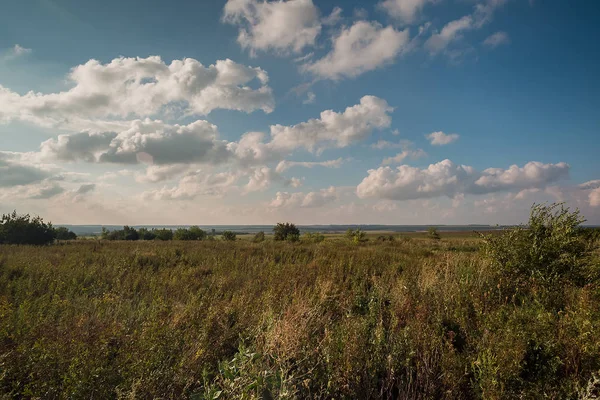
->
[0,226,598,398]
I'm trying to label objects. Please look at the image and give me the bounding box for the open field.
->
[1,228,599,399]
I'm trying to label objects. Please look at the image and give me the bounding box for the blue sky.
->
[1,0,599,225]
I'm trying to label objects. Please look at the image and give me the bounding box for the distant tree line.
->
[100,226,238,241]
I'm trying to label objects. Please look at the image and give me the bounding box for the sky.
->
[0,0,599,225]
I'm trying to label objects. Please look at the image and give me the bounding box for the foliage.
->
[377,235,395,242]
[1,203,599,398]
[345,228,367,244]
[173,227,206,241]
[154,228,174,241]
[54,227,77,241]
[137,228,157,240]
[221,231,237,241]
[428,227,441,240]
[0,211,55,245]
[302,232,325,243]
[252,231,265,243]
[273,223,300,241]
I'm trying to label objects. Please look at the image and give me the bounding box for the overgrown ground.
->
[1,231,599,398]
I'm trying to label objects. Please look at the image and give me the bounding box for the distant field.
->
[1,229,598,399]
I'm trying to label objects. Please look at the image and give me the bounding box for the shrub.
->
[302,232,325,243]
[0,211,55,245]
[54,227,77,240]
[173,228,193,241]
[189,226,207,240]
[273,223,300,241]
[346,228,367,244]
[252,231,265,243]
[482,203,594,289]
[376,235,395,242]
[222,231,236,241]
[428,227,441,240]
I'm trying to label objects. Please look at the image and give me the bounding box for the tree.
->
[222,231,236,241]
[302,232,325,243]
[346,228,367,244]
[0,211,55,245]
[252,231,265,243]
[273,223,300,241]
[138,228,156,240]
[428,227,441,240]
[54,227,77,240]
[123,226,139,241]
[189,226,207,240]
[173,228,193,241]
[153,228,173,241]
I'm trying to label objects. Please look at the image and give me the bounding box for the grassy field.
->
[1,225,599,398]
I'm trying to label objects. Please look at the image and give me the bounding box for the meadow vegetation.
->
[0,204,599,398]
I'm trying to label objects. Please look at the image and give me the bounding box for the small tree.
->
[428,227,441,240]
[273,223,300,241]
[222,231,236,241]
[188,226,207,241]
[346,228,367,244]
[252,231,265,243]
[302,232,325,243]
[54,226,77,240]
[173,228,193,241]
[0,211,55,245]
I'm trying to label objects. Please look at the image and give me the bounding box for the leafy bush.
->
[302,232,325,243]
[345,228,367,243]
[174,227,206,241]
[0,211,55,245]
[123,226,139,241]
[137,228,156,240]
[222,231,236,241]
[428,227,441,240]
[252,231,265,243]
[54,227,77,240]
[376,235,395,242]
[482,203,593,288]
[273,222,300,241]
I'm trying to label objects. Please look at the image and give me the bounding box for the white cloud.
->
[269,95,393,152]
[270,186,339,208]
[425,0,507,55]
[303,91,316,104]
[0,152,52,187]
[382,148,426,165]
[379,0,435,24]
[579,180,600,190]
[590,189,600,207]
[223,0,322,56]
[0,56,273,129]
[135,164,190,183]
[483,31,510,48]
[579,180,600,207]
[357,159,569,201]
[275,157,344,173]
[3,44,32,61]
[142,170,240,201]
[426,131,459,145]
[303,21,410,80]
[40,119,231,166]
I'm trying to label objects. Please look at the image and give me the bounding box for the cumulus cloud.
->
[275,157,344,173]
[41,119,230,166]
[483,31,510,48]
[579,180,600,207]
[426,131,459,145]
[425,0,507,55]
[142,170,240,201]
[357,159,569,201]
[270,186,339,208]
[269,95,393,152]
[579,180,600,190]
[223,0,322,56]
[0,152,51,187]
[303,21,410,80]
[590,189,600,207]
[379,0,435,24]
[382,148,427,165]
[0,56,273,129]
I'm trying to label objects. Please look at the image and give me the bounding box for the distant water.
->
[58,224,510,236]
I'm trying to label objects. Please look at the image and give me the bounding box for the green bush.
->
[0,211,55,245]
[222,231,236,241]
[252,231,265,243]
[153,228,174,241]
[302,232,325,243]
[54,227,77,240]
[273,223,300,241]
[345,228,367,244]
[428,227,441,240]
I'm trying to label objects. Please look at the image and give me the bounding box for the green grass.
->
[0,236,599,399]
